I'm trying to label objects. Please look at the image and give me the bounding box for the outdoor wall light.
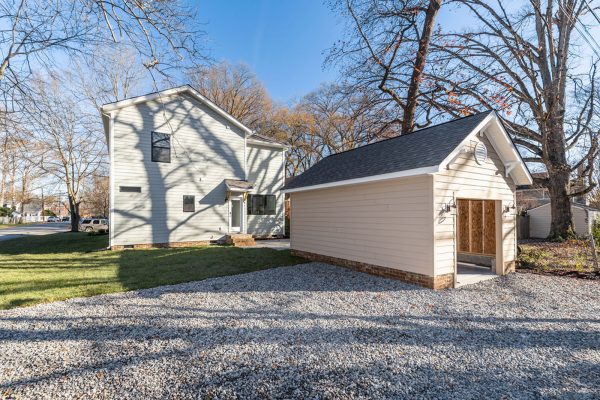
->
[443,199,457,213]
[504,202,516,213]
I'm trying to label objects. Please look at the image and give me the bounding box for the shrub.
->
[0,206,14,217]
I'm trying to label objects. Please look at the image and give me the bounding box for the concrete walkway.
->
[0,222,70,241]
[251,239,290,251]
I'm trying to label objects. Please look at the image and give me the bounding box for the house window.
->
[151,131,171,163]
[119,186,141,193]
[247,194,276,215]
[183,195,195,212]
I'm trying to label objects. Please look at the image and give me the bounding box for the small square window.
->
[183,195,195,212]
[151,131,171,163]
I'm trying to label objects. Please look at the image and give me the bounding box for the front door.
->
[229,196,243,233]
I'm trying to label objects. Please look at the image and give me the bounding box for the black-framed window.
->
[183,195,195,212]
[247,194,276,215]
[151,131,171,163]
[119,186,141,193]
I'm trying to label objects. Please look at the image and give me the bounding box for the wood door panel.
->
[457,199,496,256]
[457,199,470,253]
[483,200,496,255]
[470,200,484,253]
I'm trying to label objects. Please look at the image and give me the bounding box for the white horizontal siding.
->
[291,176,435,276]
[111,93,246,245]
[246,144,284,236]
[434,133,516,275]
[529,204,591,238]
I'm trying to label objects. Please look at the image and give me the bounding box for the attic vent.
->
[474,142,487,165]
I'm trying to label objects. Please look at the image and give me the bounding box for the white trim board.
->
[281,165,440,194]
[247,138,288,149]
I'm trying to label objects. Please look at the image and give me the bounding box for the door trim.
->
[229,195,243,233]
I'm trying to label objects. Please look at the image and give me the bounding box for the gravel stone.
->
[1,262,599,399]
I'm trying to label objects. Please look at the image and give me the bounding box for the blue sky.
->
[194,1,600,103]
[196,0,344,103]
[195,0,473,103]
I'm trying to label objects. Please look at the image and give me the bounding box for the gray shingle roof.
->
[284,111,493,190]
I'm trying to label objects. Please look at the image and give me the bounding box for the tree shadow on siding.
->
[111,93,246,246]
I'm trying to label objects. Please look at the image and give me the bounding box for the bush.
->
[593,220,600,244]
[0,206,14,217]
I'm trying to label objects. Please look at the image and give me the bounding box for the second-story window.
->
[151,131,171,163]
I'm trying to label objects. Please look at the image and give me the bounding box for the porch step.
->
[225,234,256,247]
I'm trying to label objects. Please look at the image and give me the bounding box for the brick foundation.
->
[292,249,455,289]
[111,240,211,250]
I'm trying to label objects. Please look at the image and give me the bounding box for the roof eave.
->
[282,165,440,194]
[247,138,288,150]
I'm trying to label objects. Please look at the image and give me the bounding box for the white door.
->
[229,196,242,233]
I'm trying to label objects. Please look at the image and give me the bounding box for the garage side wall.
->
[290,175,435,277]
[434,133,517,276]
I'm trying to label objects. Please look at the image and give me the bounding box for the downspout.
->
[104,111,115,250]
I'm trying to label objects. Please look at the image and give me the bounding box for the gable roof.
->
[101,85,288,149]
[283,111,532,193]
[100,85,254,141]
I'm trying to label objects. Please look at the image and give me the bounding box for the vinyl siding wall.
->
[434,133,517,275]
[246,144,285,236]
[529,204,591,238]
[290,176,435,276]
[111,93,246,246]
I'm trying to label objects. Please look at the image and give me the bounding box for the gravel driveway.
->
[1,263,599,399]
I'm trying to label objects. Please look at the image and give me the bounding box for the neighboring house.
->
[517,171,589,211]
[100,86,287,249]
[283,111,532,289]
[528,201,600,238]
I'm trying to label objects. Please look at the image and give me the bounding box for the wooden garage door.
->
[457,199,496,256]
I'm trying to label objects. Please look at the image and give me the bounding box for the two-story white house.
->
[101,85,286,249]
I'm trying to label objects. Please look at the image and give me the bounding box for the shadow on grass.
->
[0,233,307,310]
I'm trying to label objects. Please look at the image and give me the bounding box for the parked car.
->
[61,216,70,222]
[46,216,60,223]
[79,218,109,232]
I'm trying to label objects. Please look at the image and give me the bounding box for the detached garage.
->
[283,111,533,289]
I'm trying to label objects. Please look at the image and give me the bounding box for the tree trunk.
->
[69,197,80,232]
[547,168,574,239]
[401,0,441,134]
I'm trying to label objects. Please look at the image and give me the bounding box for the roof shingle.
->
[284,111,493,190]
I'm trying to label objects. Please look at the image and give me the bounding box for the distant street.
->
[0,223,70,242]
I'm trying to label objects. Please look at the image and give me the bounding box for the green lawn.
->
[0,233,304,310]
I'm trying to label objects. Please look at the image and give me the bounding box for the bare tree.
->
[82,173,109,217]
[433,0,599,239]
[0,0,205,132]
[327,0,443,134]
[187,61,271,130]
[72,45,145,111]
[26,79,105,232]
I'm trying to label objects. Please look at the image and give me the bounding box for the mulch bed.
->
[517,239,600,280]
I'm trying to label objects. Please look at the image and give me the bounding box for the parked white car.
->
[46,216,60,223]
[79,218,109,232]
